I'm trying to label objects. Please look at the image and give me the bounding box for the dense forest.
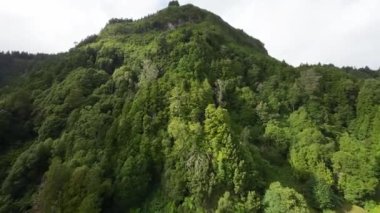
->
[0,1,380,212]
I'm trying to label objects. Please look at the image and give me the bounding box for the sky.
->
[0,0,379,69]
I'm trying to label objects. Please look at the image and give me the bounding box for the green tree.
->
[37,158,71,212]
[216,191,234,213]
[332,133,378,203]
[204,104,236,184]
[168,1,180,7]
[263,182,309,213]
[312,179,335,209]
[2,141,51,198]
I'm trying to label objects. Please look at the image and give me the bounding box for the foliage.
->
[332,133,378,204]
[263,182,309,213]
[0,2,379,212]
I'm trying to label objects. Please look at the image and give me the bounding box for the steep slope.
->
[0,2,380,212]
[0,52,49,86]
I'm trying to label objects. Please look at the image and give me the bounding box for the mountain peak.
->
[168,0,180,7]
[97,3,267,55]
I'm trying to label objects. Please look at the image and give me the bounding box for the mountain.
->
[0,1,380,212]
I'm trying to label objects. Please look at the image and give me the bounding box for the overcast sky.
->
[0,0,379,69]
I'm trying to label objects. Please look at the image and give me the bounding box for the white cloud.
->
[0,0,165,53]
[0,0,379,69]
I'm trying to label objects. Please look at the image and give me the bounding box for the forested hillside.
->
[0,2,379,212]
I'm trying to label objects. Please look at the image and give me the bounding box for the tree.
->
[240,191,261,212]
[371,107,380,158]
[263,182,309,213]
[216,191,234,213]
[312,179,335,209]
[215,191,261,213]
[168,1,180,7]
[113,155,150,209]
[37,158,71,212]
[298,69,321,95]
[38,115,66,140]
[332,133,378,203]
[204,104,236,183]
[264,120,291,154]
[0,110,12,145]
[2,141,51,198]
[354,79,380,139]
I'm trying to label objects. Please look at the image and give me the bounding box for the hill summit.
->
[0,2,379,213]
[168,0,180,7]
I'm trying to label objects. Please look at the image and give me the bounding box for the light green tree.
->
[263,182,309,213]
